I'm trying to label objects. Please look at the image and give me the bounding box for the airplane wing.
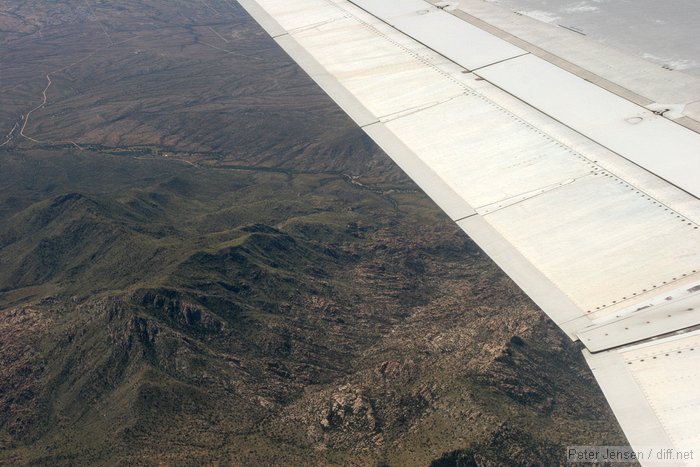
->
[236,0,700,460]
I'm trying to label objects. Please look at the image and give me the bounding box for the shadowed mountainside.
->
[0,0,629,465]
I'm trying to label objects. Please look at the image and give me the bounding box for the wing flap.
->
[585,330,700,458]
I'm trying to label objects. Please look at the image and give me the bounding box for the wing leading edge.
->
[237,0,700,460]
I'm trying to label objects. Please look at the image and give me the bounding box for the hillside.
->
[0,0,628,464]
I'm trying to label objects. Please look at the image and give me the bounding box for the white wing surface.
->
[237,0,700,460]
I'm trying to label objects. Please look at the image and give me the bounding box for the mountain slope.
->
[0,0,629,464]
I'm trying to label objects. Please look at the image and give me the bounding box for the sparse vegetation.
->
[0,0,628,464]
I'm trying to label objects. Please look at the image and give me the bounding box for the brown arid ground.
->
[0,0,631,465]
